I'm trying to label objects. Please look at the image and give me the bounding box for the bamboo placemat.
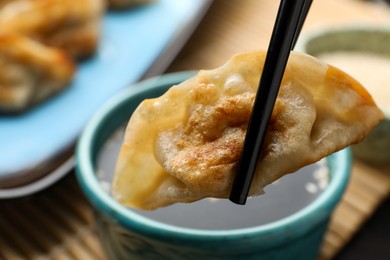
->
[1,0,390,259]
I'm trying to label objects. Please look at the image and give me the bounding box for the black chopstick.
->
[229,0,312,205]
[292,0,313,49]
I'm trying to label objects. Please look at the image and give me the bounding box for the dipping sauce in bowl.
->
[97,125,330,230]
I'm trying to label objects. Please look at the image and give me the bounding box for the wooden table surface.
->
[1,0,390,259]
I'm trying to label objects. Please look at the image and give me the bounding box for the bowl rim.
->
[295,25,390,52]
[76,71,351,243]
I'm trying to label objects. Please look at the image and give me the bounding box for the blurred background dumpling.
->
[0,0,105,60]
[0,33,75,113]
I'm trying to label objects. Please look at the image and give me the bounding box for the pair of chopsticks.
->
[229,0,313,205]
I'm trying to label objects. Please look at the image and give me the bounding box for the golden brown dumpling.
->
[112,51,384,210]
[0,0,105,59]
[0,33,75,112]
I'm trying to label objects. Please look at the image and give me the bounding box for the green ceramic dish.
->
[76,71,351,259]
[296,26,390,165]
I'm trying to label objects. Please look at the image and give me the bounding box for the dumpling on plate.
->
[0,0,105,60]
[112,51,384,210]
[0,33,75,112]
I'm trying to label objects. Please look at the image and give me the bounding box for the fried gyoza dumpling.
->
[112,51,384,210]
[0,33,75,112]
[0,0,105,59]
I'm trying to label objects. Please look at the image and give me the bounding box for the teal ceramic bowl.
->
[76,71,351,259]
[296,26,390,165]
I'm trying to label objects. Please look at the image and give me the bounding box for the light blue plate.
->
[0,0,212,196]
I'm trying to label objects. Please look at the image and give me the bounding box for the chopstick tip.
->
[229,193,248,205]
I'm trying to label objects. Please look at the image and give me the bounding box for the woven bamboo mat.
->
[1,0,390,259]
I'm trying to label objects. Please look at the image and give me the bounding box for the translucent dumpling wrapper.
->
[112,51,384,210]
